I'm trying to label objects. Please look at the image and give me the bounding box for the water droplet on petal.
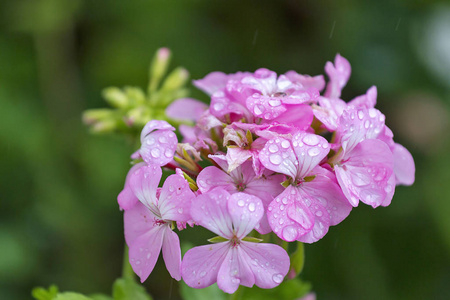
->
[282,225,298,241]
[213,103,224,112]
[269,99,281,107]
[269,144,279,153]
[158,136,168,143]
[199,271,206,277]
[364,120,370,129]
[303,134,319,146]
[254,104,265,115]
[308,148,320,157]
[169,185,174,192]
[358,110,364,120]
[164,149,173,158]
[269,154,282,165]
[178,208,183,214]
[281,197,288,204]
[315,210,323,217]
[151,148,161,158]
[237,199,245,207]
[281,140,290,149]
[248,202,256,212]
[272,273,284,284]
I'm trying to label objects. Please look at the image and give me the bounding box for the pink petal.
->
[338,107,386,154]
[128,223,165,282]
[324,54,351,99]
[124,201,157,246]
[193,72,230,95]
[166,98,207,122]
[348,86,377,109]
[284,71,326,91]
[336,139,395,207]
[196,166,235,194]
[140,130,178,166]
[217,247,255,294]
[140,120,175,142]
[191,189,234,238]
[210,90,249,120]
[240,241,290,288]
[312,97,347,131]
[259,137,299,179]
[225,147,252,173]
[268,186,314,242]
[393,143,415,186]
[118,162,147,210]
[241,68,278,95]
[181,242,230,289]
[280,89,319,105]
[158,174,195,222]
[246,94,287,120]
[301,167,352,226]
[228,193,264,239]
[270,104,314,131]
[129,165,161,213]
[291,132,330,179]
[162,227,182,280]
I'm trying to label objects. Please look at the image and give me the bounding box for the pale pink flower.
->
[181,189,290,294]
[166,98,208,122]
[124,165,195,282]
[117,162,146,210]
[260,132,352,243]
[324,54,351,99]
[193,71,251,96]
[197,157,284,233]
[334,107,395,207]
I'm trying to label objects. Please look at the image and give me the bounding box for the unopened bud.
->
[149,47,172,93]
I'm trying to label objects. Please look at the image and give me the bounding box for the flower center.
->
[236,182,246,191]
[230,235,241,248]
[271,92,287,97]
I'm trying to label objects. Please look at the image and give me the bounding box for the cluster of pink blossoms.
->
[118,54,415,294]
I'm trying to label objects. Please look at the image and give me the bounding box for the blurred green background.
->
[1,0,450,299]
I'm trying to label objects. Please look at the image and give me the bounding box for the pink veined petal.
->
[284,71,326,91]
[280,89,319,105]
[129,165,161,214]
[246,94,287,120]
[197,166,235,194]
[166,98,207,122]
[228,193,264,239]
[259,137,298,179]
[268,186,314,242]
[182,242,230,289]
[295,190,330,243]
[381,173,396,207]
[348,86,377,109]
[338,107,386,154]
[193,72,230,95]
[140,130,178,166]
[393,143,415,186]
[270,104,314,131]
[312,97,347,131]
[191,189,234,238]
[128,223,166,283]
[239,241,290,288]
[118,162,147,211]
[336,139,395,208]
[162,227,182,281]
[124,201,158,246]
[217,247,255,294]
[158,174,195,222]
[301,166,352,226]
[324,54,351,99]
[225,147,252,173]
[291,132,330,179]
[210,89,250,120]
[241,68,278,95]
[140,120,175,142]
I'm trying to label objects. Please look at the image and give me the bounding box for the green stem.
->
[122,243,135,280]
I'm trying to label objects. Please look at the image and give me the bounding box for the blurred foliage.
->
[0,0,449,299]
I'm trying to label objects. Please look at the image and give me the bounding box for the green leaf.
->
[180,282,227,300]
[240,278,311,300]
[112,278,152,300]
[32,285,59,300]
[89,294,114,300]
[290,242,305,275]
[207,236,228,243]
[54,293,93,300]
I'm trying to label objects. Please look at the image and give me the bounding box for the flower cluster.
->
[118,54,415,294]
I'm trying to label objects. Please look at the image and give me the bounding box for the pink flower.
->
[137,120,178,166]
[259,132,352,243]
[124,165,195,282]
[166,98,208,122]
[324,54,351,99]
[197,157,284,233]
[181,189,290,294]
[333,107,395,207]
[193,71,251,96]
[117,162,146,210]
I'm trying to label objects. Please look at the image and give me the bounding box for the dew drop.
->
[169,185,175,192]
[147,253,151,259]
[303,134,319,146]
[248,202,256,212]
[253,104,265,115]
[269,144,279,153]
[308,148,320,157]
[178,208,184,214]
[279,204,285,211]
[282,225,298,241]
[358,110,364,120]
[164,149,173,158]
[281,140,290,149]
[237,199,245,207]
[364,120,370,129]
[272,273,284,284]
[146,138,155,145]
[199,271,206,278]
[268,206,273,212]
[158,136,168,143]
[269,99,281,107]
[135,260,141,265]
[368,108,377,118]
[315,210,323,217]
[281,197,288,204]
[151,148,161,158]
[269,154,282,165]
[213,103,224,112]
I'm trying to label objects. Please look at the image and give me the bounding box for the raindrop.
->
[281,140,290,149]
[303,134,319,146]
[269,144,279,153]
[199,271,206,277]
[213,103,224,112]
[281,197,288,204]
[269,99,281,107]
[158,136,168,143]
[358,110,364,120]
[248,202,256,212]
[308,148,320,157]
[164,149,173,158]
[147,253,151,259]
[151,148,161,158]
[254,104,265,115]
[364,120,370,129]
[282,225,298,241]
[316,210,323,217]
[178,208,184,214]
[237,199,245,207]
[272,273,284,284]
[269,154,282,165]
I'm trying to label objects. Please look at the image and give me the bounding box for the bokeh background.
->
[1,0,450,299]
